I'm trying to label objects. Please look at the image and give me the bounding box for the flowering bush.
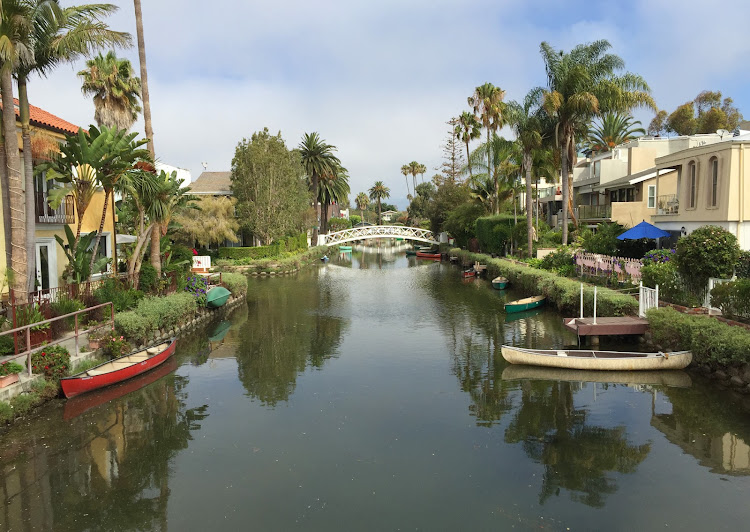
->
[0,361,24,377]
[184,275,208,306]
[100,331,131,359]
[642,248,676,265]
[31,345,70,381]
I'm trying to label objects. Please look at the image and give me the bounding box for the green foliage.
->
[327,217,352,231]
[72,357,105,374]
[349,214,361,226]
[221,273,248,297]
[31,345,71,381]
[0,335,15,356]
[676,225,740,286]
[452,248,638,316]
[115,292,197,343]
[735,250,750,279]
[94,278,144,311]
[100,331,131,359]
[113,312,151,344]
[577,222,624,255]
[0,361,24,376]
[647,307,750,365]
[15,304,49,331]
[538,246,575,275]
[218,232,308,261]
[184,275,209,306]
[443,202,485,249]
[0,401,13,423]
[642,248,676,265]
[54,226,108,283]
[50,296,85,327]
[427,177,472,235]
[138,262,159,293]
[475,215,516,254]
[217,246,328,274]
[640,260,699,307]
[709,280,750,320]
[10,393,37,416]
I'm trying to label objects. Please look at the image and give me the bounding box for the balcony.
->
[657,194,679,215]
[35,192,74,224]
[577,204,611,220]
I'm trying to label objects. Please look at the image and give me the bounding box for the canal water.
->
[3,246,750,531]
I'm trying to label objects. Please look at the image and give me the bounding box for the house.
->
[380,210,399,222]
[651,132,750,249]
[0,101,116,295]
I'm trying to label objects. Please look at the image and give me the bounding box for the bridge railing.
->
[323,225,438,245]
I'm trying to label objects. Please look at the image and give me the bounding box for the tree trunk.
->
[134,0,155,159]
[560,136,569,245]
[321,202,329,234]
[130,223,153,289]
[89,189,110,277]
[525,151,533,259]
[2,67,27,302]
[311,172,319,246]
[110,193,118,274]
[377,199,382,225]
[18,76,36,293]
[465,142,472,179]
[0,110,10,271]
[150,221,161,278]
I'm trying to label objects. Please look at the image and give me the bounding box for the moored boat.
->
[338,245,352,252]
[463,269,476,278]
[505,295,545,313]
[491,276,509,289]
[61,338,178,398]
[206,286,231,308]
[500,345,692,371]
[416,251,441,259]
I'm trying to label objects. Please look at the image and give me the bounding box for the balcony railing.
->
[577,204,611,220]
[657,194,679,215]
[35,192,74,224]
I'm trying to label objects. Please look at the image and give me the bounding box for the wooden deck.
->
[563,316,648,336]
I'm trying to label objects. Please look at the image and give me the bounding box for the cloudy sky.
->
[28,0,750,209]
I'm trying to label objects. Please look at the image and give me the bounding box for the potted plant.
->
[15,303,51,348]
[0,361,24,388]
[87,325,109,350]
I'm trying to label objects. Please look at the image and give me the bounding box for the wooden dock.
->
[563,316,648,336]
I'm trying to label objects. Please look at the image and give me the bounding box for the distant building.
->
[381,210,399,222]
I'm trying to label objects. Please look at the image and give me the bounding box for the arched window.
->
[688,161,697,208]
[709,157,719,207]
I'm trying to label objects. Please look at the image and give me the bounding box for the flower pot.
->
[0,373,20,388]
[29,329,51,349]
[88,339,101,350]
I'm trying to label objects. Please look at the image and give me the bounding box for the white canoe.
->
[500,345,692,371]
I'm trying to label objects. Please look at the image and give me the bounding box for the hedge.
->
[709,279,750,320]
[216,246,328,273]
[115,292,197,343]
[475,215,516,255]
[647,307,750,365]
[219,232,307,260]
[221,272,248,297]
[451,248,638,316]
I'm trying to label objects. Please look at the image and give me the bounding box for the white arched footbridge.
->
[322,225,438,245]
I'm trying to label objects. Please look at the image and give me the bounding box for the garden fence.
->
[575,252,642,282]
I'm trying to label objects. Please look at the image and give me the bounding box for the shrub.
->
[0,335,14,357]
[101,332,131,359]
[94,278,144,312]
[50,296,85,327]
[31,345,70,381]
[676,225,740,286]
[15,303,49,331]
[0,401,13,423]
[221,272,248,297]
[577,222,624,255]
[349,214,361,226]
[139,262,159,293]
[443,202,485,249]
[168,244,194,273]
[218,232,307,261]
[116,292,197,342]
[30,378,59,400]
[114,312,151,344]
[184,275,209,306]
[709,279,750,320]
[539,246,575,275]
[640,259,701,307]
[0,361,24,376]
[328,217,352,231]
[475,215,516,255]
[642,248,676,265]
[736,250,750,279]
[10,393,37,415]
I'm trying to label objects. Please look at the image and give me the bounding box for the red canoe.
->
[61,338,177,398]
[463,269,476,278]
[416,251,441,259]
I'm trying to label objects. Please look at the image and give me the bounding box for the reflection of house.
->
[0,101,116,295]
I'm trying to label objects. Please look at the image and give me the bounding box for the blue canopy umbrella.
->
[616,220,671,240]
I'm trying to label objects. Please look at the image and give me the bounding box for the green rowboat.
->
[504,295,545,314]
[206,286,231,308]
[339,245,352,251]
[491,276,509,290]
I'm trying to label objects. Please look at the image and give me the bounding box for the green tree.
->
[539,39,654,244]
[78,51,141,130]
[368,181,390,225]
[406,160,423,194]
[232,128,309,246]
[676,225,740,287]
[407,181,435,225]
[443,201,484,248]
[667,102,697,136]
[318,163,349,234]
[355,192,369,221]
[469,82,506,214]
[400,164,411,198]
[587,112,645,154]
[662,91,743,136]
[173,196,239,248]
[427,175,472,235]
[468,134,519,214]
[299,132,340,245]
[455,111,481,178]
[647,110,669,136]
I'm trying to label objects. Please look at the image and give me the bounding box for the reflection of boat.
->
[206,286,231,308]
[505,295,545,313]
[504,307,542,322]
[61,338,177,398]
[208,320,231,342]
[416,251,441,259]
[492,276,509,289]
[500,345,693,370]
[405,249,417,256]
[63,356,179,420]
[501,365,692,387]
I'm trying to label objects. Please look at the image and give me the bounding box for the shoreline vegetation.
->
[215,245,329,275]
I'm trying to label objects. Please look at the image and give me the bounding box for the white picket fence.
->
[704,277,734,311]
[639,282,659,318]
[576,252,642,282]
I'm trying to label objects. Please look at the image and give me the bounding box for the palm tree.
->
[355,192,368,221]
[133,0,154,158]
[17,1,130,292]
[318,164,350,234]
[538,40,654,244]
[507,90,545,257]
[468,134,519,214]
[418,163,427,183]
[587,112,645,154]
[368,181,390,225]
[401,164,411,198]
[469,82,506,214]
[407,161,421,193]
[299,132,340,246]
[79,50,141,130]
[455,111,481,179]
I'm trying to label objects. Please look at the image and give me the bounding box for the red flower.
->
[44,365,49,370]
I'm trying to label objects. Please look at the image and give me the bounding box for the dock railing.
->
[0,302,114,377]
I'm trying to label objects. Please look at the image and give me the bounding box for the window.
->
[688,161,697,208]
[593,161,601,179]
[709,157,719,207]
[647,185,656,209]
[626,188,635,203]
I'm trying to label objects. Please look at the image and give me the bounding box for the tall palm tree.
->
[355,192,368,221]
[507,90,545,257]
[468,134,519,214]
[469,82,506,213]
[78,50,141,130]
[133,0,154,158]
[407,161,421,193]
[455,111,481,179]
[17,1,129,292]
[299,132,340,246]
[587,112,645,154]
[418,163,427,183]
[318,164,350,234]
[368,181,390,225]
[538,40,654,244]
[400,164,411,198]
